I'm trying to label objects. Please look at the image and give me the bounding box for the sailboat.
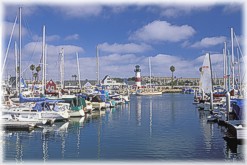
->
[199,53,213,95]
[136,57,162,96]
[197,53,213,110]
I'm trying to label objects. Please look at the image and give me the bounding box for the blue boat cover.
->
[19,93,46,103]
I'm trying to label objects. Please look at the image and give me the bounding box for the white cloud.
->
[2,41,85,80]
[3,5,40,21]
[98,42,152,53]
[129,20,196,43]
[110,5,127,13]
[4,46,228,81]
[222,3,242,14]
[32,34,61,42]
[56,5,103,18]
[191,36,227,48]
[64,34,80,40]
[3,21,28,39]
[159,5,212,18]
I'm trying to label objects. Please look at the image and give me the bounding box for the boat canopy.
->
[32,100,65,112]
[19,93,46,103]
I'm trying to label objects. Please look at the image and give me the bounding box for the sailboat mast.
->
[149,57,151,88]
[42,25,46,95]
[15,42,18,91]
[96,45,100,85]
[231,27,235,89]
[60,48,64,89]
[208,53,214,92]
[76,52,81,88]
[223,42,227,90]
[237,48,241,95]
[227,50,231,92]
[45,44,47,89]
[18,7,22,95]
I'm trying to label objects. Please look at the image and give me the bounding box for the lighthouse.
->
[134,65,141,89]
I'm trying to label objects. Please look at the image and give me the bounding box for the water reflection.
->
[136,96,142,126]
[196,108,244,161]
[15,133,23,163]
[149,97,152,137]
[3,94,245,162]
[198,110,214,151]
[42,132,48,162]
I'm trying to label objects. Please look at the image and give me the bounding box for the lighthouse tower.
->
[134,65,141,89]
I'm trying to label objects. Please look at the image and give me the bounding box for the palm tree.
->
[30,64,35,81]
[36,65,41,82]
[33,73,38,82]
[170,65,175,89]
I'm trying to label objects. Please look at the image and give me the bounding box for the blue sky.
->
[1,1,245,81]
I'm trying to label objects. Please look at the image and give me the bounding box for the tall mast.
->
[231,27,235,89]
[208,53,214,92]
[60,48,64,89]
[223,42,227,90]
[42,25,46,95]
[149,57,151,88]
[96,45,100,85]
[15,42,18,91]
[45,44,47,89]
[18,7,22,95]
[227,50,231,92]
[76,52,81,88]
[237,48,241,95]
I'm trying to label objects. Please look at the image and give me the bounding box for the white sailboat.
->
[136,57,162,96]
[197,53,213,110]
[199,53,213,94]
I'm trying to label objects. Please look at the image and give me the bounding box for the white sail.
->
[200,53,212,94]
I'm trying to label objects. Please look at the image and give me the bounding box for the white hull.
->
[92,102,106,110]
[85,100,93,112]
[2,107,70,121]
[136,91,162,96]
[236,127,246,140]
[40,111,70,121]
[69,109,85,117]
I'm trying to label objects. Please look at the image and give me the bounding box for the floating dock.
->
[2,121,36,131]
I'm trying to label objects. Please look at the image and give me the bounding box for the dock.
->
[2,121,36,131]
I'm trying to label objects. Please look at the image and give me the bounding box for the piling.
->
[210,91,213,110]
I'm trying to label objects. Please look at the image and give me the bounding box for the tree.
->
[36,65,41,82]
[30,64,35,81]
[33,73,38,82]
[170,65,175,89]
[72,75,77,81]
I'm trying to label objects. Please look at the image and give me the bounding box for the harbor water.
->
[2,93,245,162]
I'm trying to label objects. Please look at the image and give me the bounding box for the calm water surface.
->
[2,93,245,162]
